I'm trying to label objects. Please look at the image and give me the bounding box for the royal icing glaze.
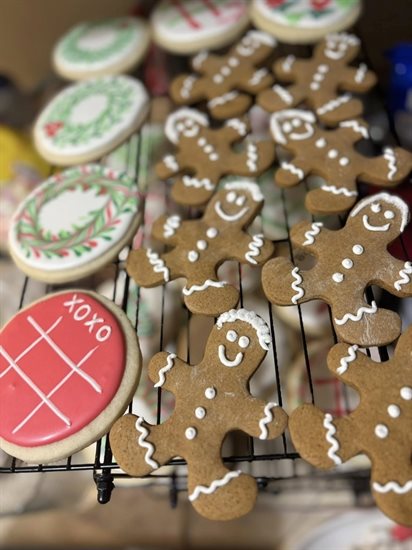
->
[0,292,125,447]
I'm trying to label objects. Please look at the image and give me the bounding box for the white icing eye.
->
[400,386,412,400]
[292,118,301,127]
[206,227,218,238]
[238,336,250,349]
[387,404,400,418]
[226,330,238,342]
[227,191,237,203]
[185,119,193,127]
[282,122,292,133]
[236,196,246,207]
[352,244,364,255]
[371,203,381,213]
[205,387,216,399]
[384,210,395,219]
[374,424,389,439]
[185,427,197,440]
[177,122,184,132]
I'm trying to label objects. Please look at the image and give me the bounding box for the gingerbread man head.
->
[164,107,209,145]
[316,32,360,64]
[270,109,316,146]
[204,181,264,230]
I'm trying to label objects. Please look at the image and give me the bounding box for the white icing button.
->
[352,244,364,255]
[238,336,250,349]
[198,137,206,146]
[310,83,320,91]
[328,149,338,159]
[210,153,219,161]
[400,386,412,400]
[235,196,245,207]
[214,75,223,84]
[314,73,324,82]
[195,407,206,420]
[315,138,326,148]
[332,272,344,283]
[339,157,350,166]
[226,330,237,342]
[204,144,213,153]
[197,240,207,250]
[205,387,217,400]
[206,227,218,238]
[374,424,389,439]
[188,250,199,262]
[384,210,395,219]
[342,258,353,269]
[222,66,230,76]
[387,404,401,418]
[185,427,197,440]
[319,64,329,72]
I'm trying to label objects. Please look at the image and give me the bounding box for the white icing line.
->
[316,94,352,116]
[303,222,323,246]
[182,175,214,190]
[246,143,258,172]
[259,402,277,440]
[383,147,397,180]
[323,413,342,465]
[394,261,412,291]
[334,301,377,326]
[216,308,271,351]
[183,280,227,296]
[350,193,409,233]
[225,118,247,136]
[355,63,368,83]
[146,249,169,282]
[272,85,293,106]
[208,91,239,109]
[215,201,249,222]
[373,480,412,494]
[362,215,390,232]
[291,267,304,304]
[180,75,196,99]
[163,154,179,172]
[135,417,159,469]
[247,30,276,47]
[321,185,358,197]
[245,234,265,265]
[192,50,208,70]
[281,55,295,73]
[163,215,181,238]
[339,120,369,139]
[337,345,359,375]
[281,161,304,180]
[188,470,242,502]
[154,353,177,388]
[218,345,243,367]
[249,68,268,86]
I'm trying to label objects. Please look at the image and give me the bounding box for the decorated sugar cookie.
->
[127,181,274,316]
[170,30,275,120]
[0,290,140,463]
[262,193,412,347]
[53,17,150,81]
[251,0,362,44]
[9,165,141,284]
[289,327,412,527]
[34,76,149,165]
[156,108,275,206]
[110,308,288,520]
[258,33,376,125]
[269,110,412,214]
[151,0,249,54]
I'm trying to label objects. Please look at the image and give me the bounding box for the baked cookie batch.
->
[1,4,412,526]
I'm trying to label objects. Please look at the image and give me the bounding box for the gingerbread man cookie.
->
[269,110,412,215]
[262,193,412,346]
[110,308,288,521]
[157,108,275,206]
[170,30,275,120]
[258,33,377,125]
[127,181,274,316]
[289,327,412,526]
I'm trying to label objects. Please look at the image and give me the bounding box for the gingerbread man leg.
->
[261,257,316,307]
[183,275,239,317]
[110,415,172,477]
[289,404,360,470]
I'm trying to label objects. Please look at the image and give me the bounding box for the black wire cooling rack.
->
[0,28,411,509]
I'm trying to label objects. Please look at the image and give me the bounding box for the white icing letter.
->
[95,325,111,342]
[63,294,83,313]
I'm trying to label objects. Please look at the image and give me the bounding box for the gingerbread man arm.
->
[272,56,301,82]
[230,31,275,66]
[359,147,412,186]
[240,399,288,441]
[170,74,206,106]
[289,220,332,252]
[151,214,183,246]
[377,254,412,298]
[190,51,223,73]
[257,83,304,114]
[338,64,377,94]
[336,119,370,144]
[226,140,275,177]
[289,404,361,469]
[226,232,275,266]
[237,67,273,94]
[156,152,183,180]
[327,342,375,389]
[220,118,251,144]
[275,157,312,187]
[148,351,189,392]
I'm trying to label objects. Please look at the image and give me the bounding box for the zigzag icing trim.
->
[291,267,304,304]
[339,120,369,139]
[337,345,359,375]
[183,279,227,296]
[394,261,412,291]
[180,75,196,99]
[216,308,271,350]
[208,91,239,109]
[372,480,412,494]
[147,249,169,282]
[383,147,397,180]
[163,154,179,172]
[182,175,214,190]
[258,402,277,440]
[321,184,358,197]
[323,413,342,465]
[154,353,177,388]
[272,84,293,105]
[135,418,159,469]
[303,222,323,246]
[355,63,368,83]
[281,161,304,180]
[246,143,258,172]
[188,470,242,502]
[249,68,269,86]
[334,301,377,326]
[245,234,265,264]
[163,215,181,238]
[316,94,352,116]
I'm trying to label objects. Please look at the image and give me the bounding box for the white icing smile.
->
[290,122,314,141]
[218,344,243,367]
[214,201,249,222]
[362,215,391,232]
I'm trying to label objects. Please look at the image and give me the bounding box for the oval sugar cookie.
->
[151,0,249,54]
[9,164,141,283]
[251,0,361,44]
[34,75,149,165]
[53,16,150,81]
[0,290,141,463]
